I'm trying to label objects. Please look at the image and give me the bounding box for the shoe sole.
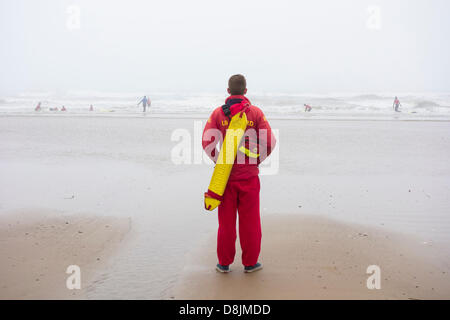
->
[216,266,231,273]
[244,265,263,273]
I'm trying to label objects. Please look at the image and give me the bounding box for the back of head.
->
[228,74,247,95]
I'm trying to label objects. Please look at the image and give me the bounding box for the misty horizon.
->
[1,0,449,95]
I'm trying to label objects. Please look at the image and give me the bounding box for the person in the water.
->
[393,96,401,112]
[138,96,150,112]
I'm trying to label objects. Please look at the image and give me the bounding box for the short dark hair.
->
[228,74,247,95]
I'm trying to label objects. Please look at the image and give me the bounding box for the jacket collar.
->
[225,95,251,116]
[225,95,250,106]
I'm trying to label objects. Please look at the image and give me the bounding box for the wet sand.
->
[0,210,131,299]
[1,116,450,299]
[172,214,450,300]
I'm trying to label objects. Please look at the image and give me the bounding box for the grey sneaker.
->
[216,264,230,273]
[244,262,263,273]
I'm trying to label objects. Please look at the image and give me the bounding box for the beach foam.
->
[1,92,450,120]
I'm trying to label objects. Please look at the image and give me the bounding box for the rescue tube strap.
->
[205,190,223,201]
[222,104,231,119]
[239,145,260,158]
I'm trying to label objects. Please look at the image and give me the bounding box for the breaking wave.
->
[1,91,450,119]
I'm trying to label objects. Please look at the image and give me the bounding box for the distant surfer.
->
[304,104,312,112]
[138,96,150,112]
[393,96,401,112]
[35,102,42,112]
[202,74,277,273]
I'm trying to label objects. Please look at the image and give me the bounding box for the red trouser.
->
[217,175,261,267]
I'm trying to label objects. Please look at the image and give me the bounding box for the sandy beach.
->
[0,209,130,299]
[172,214,450,300]
[1,0,450,304]
[1,115,450,299]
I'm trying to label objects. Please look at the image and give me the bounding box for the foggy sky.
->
[1,0,449,94]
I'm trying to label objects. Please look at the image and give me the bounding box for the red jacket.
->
[202,95,276,181]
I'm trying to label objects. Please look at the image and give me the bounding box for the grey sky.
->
[0,0,449,94]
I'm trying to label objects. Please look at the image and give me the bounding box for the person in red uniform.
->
[202,74,276,273]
